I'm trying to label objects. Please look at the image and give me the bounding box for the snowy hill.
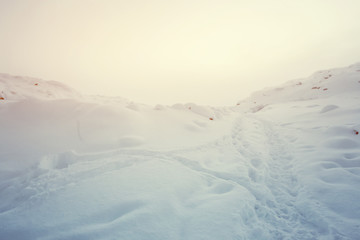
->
[0,73,81,100]
[237,62,360,112]
[0,63,360,239]
[0,75,233,172]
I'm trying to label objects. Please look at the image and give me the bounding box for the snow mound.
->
[0,73,81,100]
[237,62,360,111]
[0,79,235,173]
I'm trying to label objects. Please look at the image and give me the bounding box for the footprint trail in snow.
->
[170,115,330,239]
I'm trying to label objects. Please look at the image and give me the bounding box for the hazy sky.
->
[1,0,360,105]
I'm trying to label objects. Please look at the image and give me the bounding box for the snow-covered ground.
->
[0,63,360,239]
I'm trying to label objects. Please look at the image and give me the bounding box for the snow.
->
[1,63,360,239]
[0,73,81,101]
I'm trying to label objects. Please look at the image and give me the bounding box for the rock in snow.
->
[0,63,360,239]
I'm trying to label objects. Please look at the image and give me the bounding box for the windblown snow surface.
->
[1,63,360,240]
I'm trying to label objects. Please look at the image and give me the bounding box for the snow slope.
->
[0,73,81,100]
[0,63,360,239]
[0,74,234,172]
[238,62,360,113]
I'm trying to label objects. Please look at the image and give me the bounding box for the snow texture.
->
[1,63,360,239]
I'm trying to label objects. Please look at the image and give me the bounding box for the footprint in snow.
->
[319,105,339,113]
[209,182,235,195]
[323,137,359,149]
[250,158,263,169]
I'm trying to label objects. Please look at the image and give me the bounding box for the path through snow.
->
[168,115,331,239]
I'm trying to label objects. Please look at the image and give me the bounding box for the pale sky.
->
[1,0,360,105]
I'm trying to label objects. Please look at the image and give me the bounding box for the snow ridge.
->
[0,73,81,100]
[237,62,360,112]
